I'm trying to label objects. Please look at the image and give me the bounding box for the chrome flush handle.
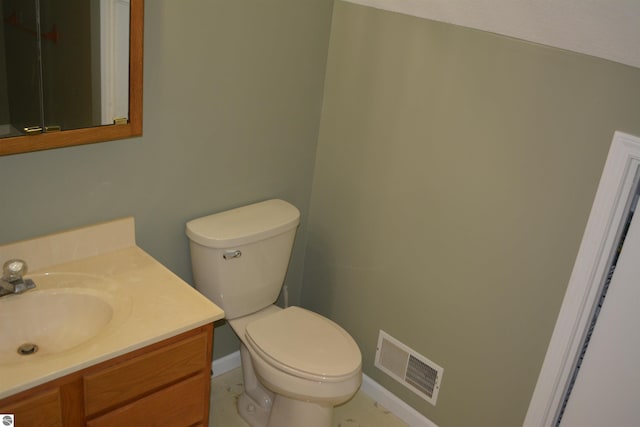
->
[223,250,242,260]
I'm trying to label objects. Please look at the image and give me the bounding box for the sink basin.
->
[0,273,130,365]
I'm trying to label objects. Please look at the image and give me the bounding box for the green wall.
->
[0,0,333,359]
[303,2,640,426]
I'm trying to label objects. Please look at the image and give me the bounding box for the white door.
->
[523,132,640,427]
[559,198,640,426]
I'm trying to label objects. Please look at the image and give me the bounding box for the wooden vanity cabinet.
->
[0,324,213,426]
[0,388,66,426]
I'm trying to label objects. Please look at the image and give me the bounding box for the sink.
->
[0,273,131,365]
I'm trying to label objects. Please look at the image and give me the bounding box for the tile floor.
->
[209,368,409,427]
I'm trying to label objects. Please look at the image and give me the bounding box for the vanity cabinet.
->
[0,388,64,426]
[0,324,213,426]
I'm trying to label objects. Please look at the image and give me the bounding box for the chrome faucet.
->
[0,259,36,297]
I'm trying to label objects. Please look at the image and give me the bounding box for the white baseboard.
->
[212,350,242,377]
[212,351,437,427]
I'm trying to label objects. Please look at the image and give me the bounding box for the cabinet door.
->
[0,388,62,427]
[86,373,208,427]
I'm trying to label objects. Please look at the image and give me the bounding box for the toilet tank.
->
[186,199,300,320]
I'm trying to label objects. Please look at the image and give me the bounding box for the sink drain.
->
[17,343,39,355]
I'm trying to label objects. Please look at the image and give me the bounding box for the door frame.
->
[524,131,640,426]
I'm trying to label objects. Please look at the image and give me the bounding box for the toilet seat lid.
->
[245,306,361,381]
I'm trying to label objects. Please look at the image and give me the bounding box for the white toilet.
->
[186,199,362,427]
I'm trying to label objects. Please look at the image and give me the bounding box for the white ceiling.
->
[344,0,640,69]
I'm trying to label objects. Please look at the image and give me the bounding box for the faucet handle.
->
[3,259,28,282]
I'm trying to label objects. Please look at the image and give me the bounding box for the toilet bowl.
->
[229,305,361,427]
[186,199,362,427]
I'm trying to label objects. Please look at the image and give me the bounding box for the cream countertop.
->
[0,219,224,399]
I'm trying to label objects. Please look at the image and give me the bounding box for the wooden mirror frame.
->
[0,0,143,156]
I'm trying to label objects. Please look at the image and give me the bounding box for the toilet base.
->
[238,392,271,427]
[238,392,333,427]
[238,392,332,427]
[236,342,335,427]
[268,395,332,427]
[238,344,274,427]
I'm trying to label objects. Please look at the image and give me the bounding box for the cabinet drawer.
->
[84,332,209,416]
[0,388,62,427]
[86,373,208,427]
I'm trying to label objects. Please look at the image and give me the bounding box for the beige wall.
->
[0,0,333,359]
[303,2,640,426]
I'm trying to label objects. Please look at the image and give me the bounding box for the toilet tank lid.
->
[186,199,300,248]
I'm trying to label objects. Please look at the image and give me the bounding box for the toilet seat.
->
[245,307,361,383]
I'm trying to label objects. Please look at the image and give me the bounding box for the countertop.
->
[0,219,224,399]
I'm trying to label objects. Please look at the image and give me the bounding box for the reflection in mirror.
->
[0,0,142,156]
[1,0,129,137]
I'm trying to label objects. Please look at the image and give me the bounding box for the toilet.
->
[186,199,362,427]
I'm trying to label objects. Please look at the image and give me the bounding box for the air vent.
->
[374,330,443,405]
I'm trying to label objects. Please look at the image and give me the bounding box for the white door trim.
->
[524,131,640,426]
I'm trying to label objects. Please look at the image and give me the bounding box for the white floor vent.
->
[374,330,443,405]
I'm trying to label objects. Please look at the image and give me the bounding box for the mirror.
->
[0,0,142,156]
